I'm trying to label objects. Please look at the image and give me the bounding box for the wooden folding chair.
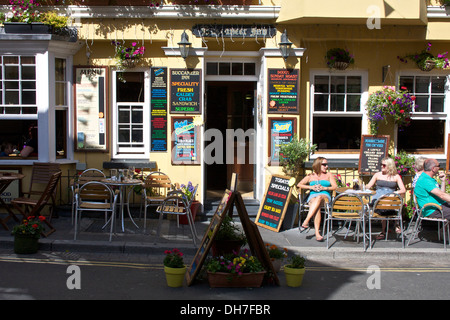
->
[23,162,61,221]
[11,171,62,237]
[142,171,172,232]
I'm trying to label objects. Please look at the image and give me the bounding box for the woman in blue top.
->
[297,157,336,241]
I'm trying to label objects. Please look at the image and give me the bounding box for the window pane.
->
[415,77,429,93]
[206,63,218,75]
[132,109,143,123]
[22,91,36,104]
[331,95,345,111]
[398,120,445,151]
[414,96,428,112]
[5,91,19,104]
[55,58,66,81]
[119,109,130,123]
[314,95,328,111]
[232,63,242,75]
[22,66,36,80]
[22,81,35,89]
[347,76,361,93]
[20,56,35,64]
[55,83,66,106]
[116,72,144,102]
[5,66,18,80]
[219,63,230,75]
[347,95,361,111]
[331,76,345,93]
[118,126,130,142]
[3,56,18,64]
[399,76,414,92]
[431,96,444,112]
[5,81,18,89]
[313,116,361,150]
[132,126,143,142]
[314,76,329,93]
[244,63,255,75]
[431,76,445,93]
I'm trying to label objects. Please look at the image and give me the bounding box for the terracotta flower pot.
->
[179,200,200,225]
[207,271,266,288]
[14,234,39,254]
[283,266,305,287]
[164,265,186,287]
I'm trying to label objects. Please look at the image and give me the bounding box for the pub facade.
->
[0,0,449,211]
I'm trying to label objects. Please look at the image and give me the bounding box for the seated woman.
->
[297,157,336,242]
[0,142,13,157]
[366,157,406,240]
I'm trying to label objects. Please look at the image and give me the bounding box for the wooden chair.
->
[155,185,199,247]
[325,193,367,250]
[23,162,61,221]
[142,171,172,232]
[11,171,62,237]
[367,193,404,249]
[70,168,106,225]
[74,181,118,242]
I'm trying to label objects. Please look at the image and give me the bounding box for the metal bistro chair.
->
[368,193,404,249]
[142,171,172,232]
[326,193,367,250]
[74,181,118,242]
[405,192,420,235]
[70,168,106,225]
[155,185,199,247]
[407,201,450,250]
[298,189,331,236]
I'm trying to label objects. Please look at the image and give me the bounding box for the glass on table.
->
[110,169,117,181]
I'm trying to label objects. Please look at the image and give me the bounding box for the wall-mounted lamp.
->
[178,30,192,60]
[279,30,292,61]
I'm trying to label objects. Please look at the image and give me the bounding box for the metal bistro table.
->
[0,173,24,230]
[102,178,143,232]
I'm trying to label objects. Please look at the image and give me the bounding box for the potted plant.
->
[283,254,306,287]
[178,181,200,225]
[398,42,450,71]
[12,216,46,254]
[366,86,416,135]
[163,248,186,287]
[390,150,415,176]
[211,215,246,256]
[325,48,355,70]
[205,249,266,288]
[265,243,288,273]
[279,134,317,181]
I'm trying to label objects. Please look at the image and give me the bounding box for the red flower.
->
[32,224,38,229]
[38,216,46,221]
[411,96,416,101]
[400,110,405,113]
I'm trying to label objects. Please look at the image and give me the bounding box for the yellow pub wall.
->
[64,1,450,205]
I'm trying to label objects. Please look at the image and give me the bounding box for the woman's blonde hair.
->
[415,156,426,172]
[312,157,327,174]
[382,157,397,176]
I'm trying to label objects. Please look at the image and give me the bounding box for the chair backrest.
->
[28,162,61,196]
[167,184,198,207]
[77,181,116,209]
[144,172,171,196]
[77,168,106,185]
[372,193,403,216]
[28,171,62,216]
[331,193,365,218]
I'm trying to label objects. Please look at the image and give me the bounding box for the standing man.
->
[414,158,450,219]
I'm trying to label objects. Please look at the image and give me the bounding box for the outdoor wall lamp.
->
[178,30,192,60]
[279,30,292,61]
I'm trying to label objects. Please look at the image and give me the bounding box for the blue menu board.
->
[151,67,168,152]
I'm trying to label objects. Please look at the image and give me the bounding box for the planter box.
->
[207,271,265,288]
[4,22,52,34]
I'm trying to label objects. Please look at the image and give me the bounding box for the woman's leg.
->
[302,196,324,231]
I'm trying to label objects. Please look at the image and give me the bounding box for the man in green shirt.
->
[414,158,450,219]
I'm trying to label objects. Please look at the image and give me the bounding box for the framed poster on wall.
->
[171,116,201,165]
[151,67,168,152]
[268,117,297,166]
[74,66,109,152]
[267,68,299,114]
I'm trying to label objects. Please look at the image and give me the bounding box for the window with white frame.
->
[398,75,448,153]
[113,71,149,158]
[55,58,68,158]
[311,72,366,152]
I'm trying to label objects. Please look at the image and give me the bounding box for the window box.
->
[3,22,53,35]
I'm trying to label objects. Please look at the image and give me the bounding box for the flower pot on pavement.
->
[14,234,39,254]
[283,266,305,287]
[164,265,186,287]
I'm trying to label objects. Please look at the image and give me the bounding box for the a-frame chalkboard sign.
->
[186,190,279,286]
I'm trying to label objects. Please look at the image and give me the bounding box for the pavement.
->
[1,205,450,263]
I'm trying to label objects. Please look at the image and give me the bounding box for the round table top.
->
[336,187,375,196]
[101,178,143,186]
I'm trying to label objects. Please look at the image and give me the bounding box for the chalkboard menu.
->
[151,67,168,152]
[255,174,293,232]
[268,69,299,114]
[170,69,201,114]
[268,117,297,165]
[74,66,109,152]
[359,135,390,175]
[172,116,201,165]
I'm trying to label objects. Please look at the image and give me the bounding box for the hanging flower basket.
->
[398,42,449,71]
[332,61,350,70]
[325,48,355,70]
[419,60,436,72]
[121,58,138,69]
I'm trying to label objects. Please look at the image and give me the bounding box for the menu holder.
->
[358,135,390,175]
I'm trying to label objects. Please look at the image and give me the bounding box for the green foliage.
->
[40,11,68,29]
[205,249,264,275]
[265,243,288,260]
[279,134,317,179]
[398,42,449,70]
[390,150,415,175]
[325,48,355,68]
[12,216,45,238]
[285,254,306,269]
[215,216,246,244]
